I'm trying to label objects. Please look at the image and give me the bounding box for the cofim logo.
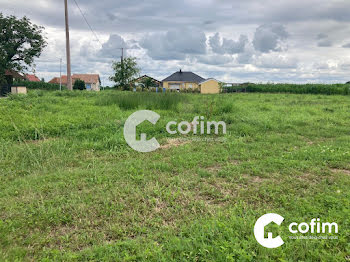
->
[124,110,226,152]
[254,213,339,248]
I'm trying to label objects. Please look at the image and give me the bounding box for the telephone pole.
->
[59,58,62,91]
[64,0,72,91]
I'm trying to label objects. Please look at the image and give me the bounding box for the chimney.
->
[179,69,182,73]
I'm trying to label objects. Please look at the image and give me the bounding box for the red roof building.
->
[26,74,41,82]
[48,74,101,91]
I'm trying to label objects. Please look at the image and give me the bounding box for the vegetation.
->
[0,13,46,84]
[0,91,349,261]
[13,80,63,90]
[140,77,158,90]
[244,83,350,95]
[96,92,186,110]
[110,57,140,90]
[73,79,86,90]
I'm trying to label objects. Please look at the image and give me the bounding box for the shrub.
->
[73,79,86,90]
[193,88,200,93]
[13,81,63,90]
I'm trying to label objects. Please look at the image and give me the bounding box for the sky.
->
[2,0,350,85]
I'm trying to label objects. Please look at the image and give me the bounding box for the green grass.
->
[243,83,350,95]
[0,90,349,261]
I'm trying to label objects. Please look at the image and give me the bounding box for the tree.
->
[0,13,47,84]
[73,79,86,90]
[141,77,158,90]
[110,57,140,90]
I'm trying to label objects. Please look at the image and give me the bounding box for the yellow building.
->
[162,70,220,94]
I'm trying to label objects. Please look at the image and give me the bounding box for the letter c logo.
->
[254,213,284,248]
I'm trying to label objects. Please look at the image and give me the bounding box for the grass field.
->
[0,90,349,261]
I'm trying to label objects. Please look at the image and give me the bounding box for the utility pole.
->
[120,48,124,88]
[64,0,72,91]
[59,58,62,91]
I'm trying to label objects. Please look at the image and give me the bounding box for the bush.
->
[13,81,63,90]
[193,88,200,93]
[73,79,86,90]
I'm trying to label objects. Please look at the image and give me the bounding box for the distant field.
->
[0,91,349,261]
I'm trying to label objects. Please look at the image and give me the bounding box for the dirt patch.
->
[160,138,191,149]
[206,164,222,173]
[296,173,318,184]
[205,160,240,173]
[23,137,57,145]
[331,168,350,176]
[241,174,267,184]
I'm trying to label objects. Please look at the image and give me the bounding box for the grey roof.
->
[162,71,205,83]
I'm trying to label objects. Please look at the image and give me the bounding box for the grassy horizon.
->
[0,90,349,261]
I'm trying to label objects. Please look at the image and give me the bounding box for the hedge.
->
[13,81,66,90]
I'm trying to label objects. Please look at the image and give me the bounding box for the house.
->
[25,74,41,82]
[4,70,25,81]
[49,74,101,91]
[132,75,161,88]
[162,70,220,94]
[1,70,26,96]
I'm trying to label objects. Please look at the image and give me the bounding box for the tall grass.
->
[95,92,186,110]
[245,83,350,95]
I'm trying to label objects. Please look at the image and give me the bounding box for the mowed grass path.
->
[0,91,349,261]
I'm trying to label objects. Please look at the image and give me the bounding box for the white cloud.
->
[254,54,298,69]
[209,33,248,54]
[253,24,289,53]
[140,28,207,60]
[3,0,350,84]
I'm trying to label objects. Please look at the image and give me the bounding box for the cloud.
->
[254,54,298,69]
[317,39,332,47]
[316,33,328,40]
[3,0,350,84]
[236,46,255,64]
[253,24,289,53]
[140,28,207,60]
[209,33,248,54]
[97,34,126,59]
[196,54,233,65]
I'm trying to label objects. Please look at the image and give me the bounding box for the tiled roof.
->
[4,70,25,80]
[48,74,100,85]
[162,71,205,83]
[49,76,67,84]
[26,74,41,82]
[73,74,100,84]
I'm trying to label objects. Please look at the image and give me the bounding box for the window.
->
[188,84,193,88]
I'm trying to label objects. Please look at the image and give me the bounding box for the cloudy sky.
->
[2,0,350,85]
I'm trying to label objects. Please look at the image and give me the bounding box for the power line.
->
[72,0,129,59]
[72,0,103,46]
